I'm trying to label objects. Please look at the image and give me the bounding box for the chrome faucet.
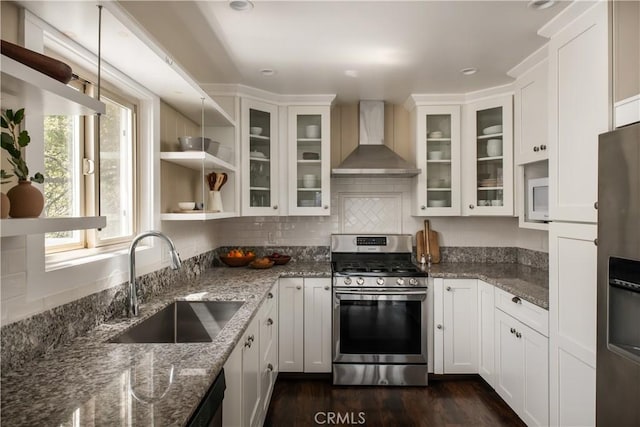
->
[128,230,182,317]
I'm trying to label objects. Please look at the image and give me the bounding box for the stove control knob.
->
[376,278,385,286]
[396,278,405,286]
[356,277,365,286]
[343,277,352,286]
[409,278,418,286]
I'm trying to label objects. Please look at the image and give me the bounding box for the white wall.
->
[213,177,548,252]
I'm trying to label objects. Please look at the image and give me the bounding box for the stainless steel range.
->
[331,234,429,386]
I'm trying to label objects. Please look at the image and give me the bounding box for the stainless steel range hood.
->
[331,101,420,177]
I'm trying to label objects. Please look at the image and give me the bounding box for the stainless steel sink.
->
[109,301,244,344]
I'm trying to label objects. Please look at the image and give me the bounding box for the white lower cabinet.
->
[279,277,332,373]
[495,308,549,427]
[549,222,597,427]
[477,280,495,387]
[433,278,478,374]
[223,283,279,427]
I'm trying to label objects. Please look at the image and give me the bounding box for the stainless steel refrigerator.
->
[597,121,640,425]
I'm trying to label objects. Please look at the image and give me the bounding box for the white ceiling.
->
[119,0,570,103]
[15,1,571,104]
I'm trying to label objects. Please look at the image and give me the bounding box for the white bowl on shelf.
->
[250,126,263,135]
[428,131,443,138]
[178,202,196,211]
[305,125,320,138]
[428,151,443,160]
[428,200,447,207]
[482,124,503,135]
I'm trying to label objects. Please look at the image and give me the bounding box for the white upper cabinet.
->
[514,59,549,165]
[411,105,462,216]
[548,1,608,223]
[287,106,331,216]
[463,94,514,216]
[241,98,280,216]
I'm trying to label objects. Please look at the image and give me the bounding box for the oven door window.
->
[339,299,422,355]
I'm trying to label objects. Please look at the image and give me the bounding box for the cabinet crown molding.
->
[202,83,335,106]
[405,83,514,111]
[538,0,605,38]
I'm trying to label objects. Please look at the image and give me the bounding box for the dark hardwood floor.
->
[264,376,526,427]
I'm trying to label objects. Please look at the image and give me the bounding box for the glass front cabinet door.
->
[413,105,461,216]
[287,106,330,215]
[464,95,514,216]
[241,98,279,216]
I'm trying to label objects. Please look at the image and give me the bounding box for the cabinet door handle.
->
[533,146,540,152]
[324,286,330,291]
[511,296,522,304]
[244,340,252,348]
[515,332,522,339]
[267,292,274,299]
[267,363,274,372]
[469,204,474,209]
[421,205,426,210]
[267,318,273,326]
[540,144,547,151]
[510,328,516,334]
[594,239,598,246]
[273,205,278,210]
[296,285,302,290]
[324,205,329,210]
[594,201,598,210]
[437,324,443,330]
[446,286,452,291]
[248,334,255,342]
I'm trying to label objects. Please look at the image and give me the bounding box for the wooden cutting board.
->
[416,220,441,264]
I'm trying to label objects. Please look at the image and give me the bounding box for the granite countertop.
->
[428,262,549,309]
[0,262,331,427]
[1,260,547,426]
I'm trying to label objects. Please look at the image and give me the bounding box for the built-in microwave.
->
[527,177,549,221]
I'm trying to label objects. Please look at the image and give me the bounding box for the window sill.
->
[0,216,106,237]
[45,243,149,272]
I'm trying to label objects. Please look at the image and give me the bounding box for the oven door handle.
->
[335,291,426,301]
[335,290,427,295]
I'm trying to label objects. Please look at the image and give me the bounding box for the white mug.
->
[302,174,317,188]
[305,125,320,138]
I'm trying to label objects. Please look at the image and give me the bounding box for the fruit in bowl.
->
[267,252,291,265]
[249,257,274,269]
[220,249,255,267]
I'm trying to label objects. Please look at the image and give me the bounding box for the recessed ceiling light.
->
[460,67,478,76]
[229,0,254,11]
[344,70,359,78]
[260,68,276,76]
[528,0,556,10]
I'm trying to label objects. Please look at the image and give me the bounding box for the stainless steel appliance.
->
[596,122,640,426]
[331,234,429,386]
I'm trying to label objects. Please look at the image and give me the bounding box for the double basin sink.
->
[109,300,244,344]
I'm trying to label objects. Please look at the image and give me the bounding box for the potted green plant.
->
[1,108,45,218]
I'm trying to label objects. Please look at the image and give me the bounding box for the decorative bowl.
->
[249,259,274,269]
[178,201,196,211]
[482,125,503,135]
[178,136,220,155]
[219,254,256,267]
[250,127,263,135]
[267,254,291,265]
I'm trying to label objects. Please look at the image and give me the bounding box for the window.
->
[44,82,137,253]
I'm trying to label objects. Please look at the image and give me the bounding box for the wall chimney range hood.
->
[331,101,421,177]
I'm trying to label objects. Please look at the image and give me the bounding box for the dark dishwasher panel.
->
[187,369,226,427]
[608,257,640,363]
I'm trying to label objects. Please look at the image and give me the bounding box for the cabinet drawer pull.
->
[533,146,540,152]
[515,332,522,339]
[421,205,426,210]
[446,286,452,291]
[324,205,329,210]
[296,285,302,290]
[248,334,255,342]
[469,204,475,209]
[267,292,274,299]
[267,363,274,372]
[324,286,330,291]
[437,324,443,330]
[594,239,598,246]
[510,328,516,334]
[267,318,273,326]
[540,144,547,151]
[244,340,252,348]
[511,296,522,304]
[273,205,278,210]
